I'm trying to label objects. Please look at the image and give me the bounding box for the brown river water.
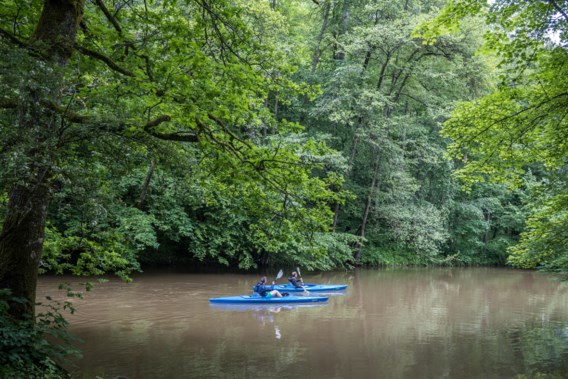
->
[36,267,568,379]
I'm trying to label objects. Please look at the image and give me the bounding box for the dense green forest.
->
[0,0,566,375]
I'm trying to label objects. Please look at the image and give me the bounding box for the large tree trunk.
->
[0,0,84,320]
[0,181,51,319]
[32,0,84,64]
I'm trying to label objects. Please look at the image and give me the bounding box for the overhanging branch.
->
[75,44,134,76]
[2,96,183,140]
[144,115,200,142]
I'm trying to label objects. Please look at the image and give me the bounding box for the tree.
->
[417,0,568,275]
[289,0,492,264]
[0,0,346,321]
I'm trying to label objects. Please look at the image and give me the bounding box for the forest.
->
[0,0,566,376]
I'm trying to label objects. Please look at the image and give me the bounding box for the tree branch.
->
[2,96,185,142]
[144,115,200,142]
[548,0,568,23]
[44,101,91,123]
[0,28,27,49]
[93,0,123,35]
[74,44,134,76]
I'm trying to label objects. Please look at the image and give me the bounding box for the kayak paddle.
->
[296,266,309,295]
[275,269,283,283]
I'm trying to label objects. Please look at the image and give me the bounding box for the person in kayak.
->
[254,276,283,298]
[288,271,304,288]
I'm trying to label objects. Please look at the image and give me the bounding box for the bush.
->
[0,289,79,379]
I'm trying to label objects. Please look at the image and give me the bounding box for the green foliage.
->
[443,50,568,189]
[420,0,568,275]
[160,132,352,269]
[446,184,526,265]
[380,201,449,256]
[39,128,353,271]
[258,230,358,271]
[287,0,498,265]
[359,243,436,266]
[42,226,139,281]
[0,288,79,379]
[508,176,568,278]
[0,0,356,278]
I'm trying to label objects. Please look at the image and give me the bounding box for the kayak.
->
[209,294,328,304]
[275,283,347,292]
[253,283,348,292]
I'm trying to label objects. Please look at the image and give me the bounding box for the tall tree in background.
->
[282,0,498,264]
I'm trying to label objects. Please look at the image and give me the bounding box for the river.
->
[36,267,568,378]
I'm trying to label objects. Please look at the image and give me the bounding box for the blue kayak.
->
[253,283,348,292]
[210,303,328,311]
[209,294,328,304]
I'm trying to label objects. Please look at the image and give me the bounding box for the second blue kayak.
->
[254,283,348,292]
[209,294,328,304]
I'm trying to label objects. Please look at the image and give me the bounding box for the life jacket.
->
[254,282,268,297]
[288,277,302,288]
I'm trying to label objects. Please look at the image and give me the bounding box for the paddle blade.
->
[296,267,302,277]
[276,269,283,281]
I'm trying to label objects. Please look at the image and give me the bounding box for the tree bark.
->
[332,3,349,60]
[0,0,84,320]
[0,181,51,319]
[354,155,380,261]
[483,209,491,245]
[376,52,391,91]
[138,160,157,210]
[31,0,84,65]
[311,0,333,73]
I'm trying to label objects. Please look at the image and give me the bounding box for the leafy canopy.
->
[416,0,568,275]
[0,0,351,275]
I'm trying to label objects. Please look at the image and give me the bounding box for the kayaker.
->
[288,271,304,288]
[254,276,283,298]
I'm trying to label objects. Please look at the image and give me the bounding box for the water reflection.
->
[36,268,568,379]
[209,303,329,312]
[210,303,330,341]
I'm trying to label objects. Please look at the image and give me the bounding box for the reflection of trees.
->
[513,326,568,375]
[332,268,568,377]
[203,269,568,378]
